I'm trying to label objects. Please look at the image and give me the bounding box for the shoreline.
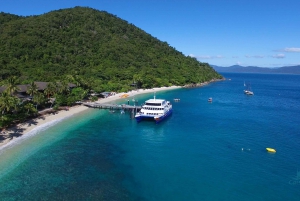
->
[0,86,181,148]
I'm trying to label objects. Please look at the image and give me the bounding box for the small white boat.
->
[244,81,254,95]
[244,90,254,95]
[208,97,212,102]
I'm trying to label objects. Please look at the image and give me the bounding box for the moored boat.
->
[244,81,254,95]
[244,90,254,95]
[135,94,172,123]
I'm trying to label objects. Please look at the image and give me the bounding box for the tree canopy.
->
[0,6,222,92]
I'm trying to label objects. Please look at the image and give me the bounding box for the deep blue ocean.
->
[0,73,300,201]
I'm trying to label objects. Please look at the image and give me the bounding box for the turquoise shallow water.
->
[0,73,300,200]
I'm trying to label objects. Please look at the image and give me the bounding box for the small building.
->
[0,82,76,100]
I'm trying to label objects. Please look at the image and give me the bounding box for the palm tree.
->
[44,82,57,108]
[4,76,20,96]
[33,92,46,110]
[56,80,70,95]
[27,82,38,109]
[44,82,57,99]
[26,82,39,99]
[22,102,37,115]
[0,92,11,114]
[0,92,19,114]
[133,74,143,89]
[65,75,81,87]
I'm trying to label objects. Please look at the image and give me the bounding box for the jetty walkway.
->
[83,102,142,110]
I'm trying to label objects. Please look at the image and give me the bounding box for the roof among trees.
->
[0,82,75,93]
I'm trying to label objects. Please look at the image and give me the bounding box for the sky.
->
[1,0,300,67]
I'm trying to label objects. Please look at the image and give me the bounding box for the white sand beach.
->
[0,86,181,148]
[97,86,181,103]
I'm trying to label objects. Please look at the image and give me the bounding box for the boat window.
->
[145,103,161,106]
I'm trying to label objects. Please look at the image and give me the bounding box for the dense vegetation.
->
[0,76,91,128]
[0,7,222,129]
[0,6,222,92]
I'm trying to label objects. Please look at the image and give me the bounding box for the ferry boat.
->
[135,94,172,123]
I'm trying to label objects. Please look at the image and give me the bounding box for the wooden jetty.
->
[83,102,141,110]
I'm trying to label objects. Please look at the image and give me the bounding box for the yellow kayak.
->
[266,148,276,153]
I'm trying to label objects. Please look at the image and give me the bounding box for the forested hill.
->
[0,7,221,92]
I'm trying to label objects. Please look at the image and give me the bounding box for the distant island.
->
[211,65,300,74]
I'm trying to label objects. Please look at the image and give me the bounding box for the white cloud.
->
[272,54,285,59]
[245,55,264,58]
[197,55,212,59]
[283,47,300,52]
[191,55,224,59]
[236,61,242,65]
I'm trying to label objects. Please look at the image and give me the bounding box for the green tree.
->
[90,96,98,102]
[26,82,39,99]
[0,92,14,114]
[70,87,88,101]
[44,82,57,98]
[33,92,46,110]
[4,76,20,96]
[56,81,70,95]
[0,92,20,127]
[22,102,37,115]
[0,7,222,92]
